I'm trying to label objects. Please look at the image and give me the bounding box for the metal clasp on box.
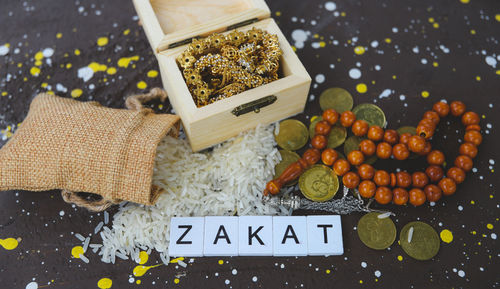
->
[231,95,277,117]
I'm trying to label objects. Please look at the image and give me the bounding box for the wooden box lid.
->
[133,0,271,53]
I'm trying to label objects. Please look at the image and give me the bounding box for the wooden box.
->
[133,0,311,151]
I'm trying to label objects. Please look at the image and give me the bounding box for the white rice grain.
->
[79,254,89,263]
[94,221,104,234]
[177,260,187,268]
[83,237,90,253]
[75,233,85,242]
[408,227,414,243]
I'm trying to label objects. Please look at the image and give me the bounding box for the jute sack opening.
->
[0,88,180,211]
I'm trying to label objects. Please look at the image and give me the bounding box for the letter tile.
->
[168,217,205,257]
[238,216,273,256]
[307,215,343,256]
[273,216,308,256]
[204,216,239,256]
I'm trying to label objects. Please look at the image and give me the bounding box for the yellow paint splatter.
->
[421,91,430,98]
[354,46,365,55]
[433,62,439,67]
[496,14,500,22]
[30,67,41,76]
[319,41,326,48]
[471,200,475,205]
[340,12,346,17]
[440,229,453,243]
[147,70,158,78]
[356,83,367,94]
[0,238,19,250]
[123,29,130,36]
[433,23,440,29]
[34,51,44,61]
[218,259,224,265]
[397,255,403,261]
[97,278,112,289]
[325,269,331,274]
[117,56,139,68]
[137,81,147,90]
[41,82,48,88]
[428,17,435,23]
[56,33,63,39]
[133,264,162,277]
[359,280,363,284]
[384,38,392,43]
[174,278,180,284]
[138,251,148,265]
[392,75,397,79]
[136,280,141,285]
[460,0,470,3]
[97,37,109,47]
[71,88,83,98]
[170,257,185,263]
[74,49,81,56]
[487,223,494,230]
[475,76,481,81]
[88,62,107,72]
[107,67,117,75]
[71,246,84,258]
[275,11,282,16]
[470,29,476,35]
[66,63,72,69]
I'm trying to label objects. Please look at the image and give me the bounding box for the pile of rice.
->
[90,124,290,264]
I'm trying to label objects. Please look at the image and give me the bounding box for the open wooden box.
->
[133,0,311,151]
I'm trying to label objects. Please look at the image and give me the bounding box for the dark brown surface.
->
[1,0,499,288]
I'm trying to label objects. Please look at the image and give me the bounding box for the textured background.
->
[0,0,499,288]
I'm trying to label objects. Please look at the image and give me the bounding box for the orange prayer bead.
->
[399,133,412,145]
[450,101,466,117]
[459,142,478,158]
[342,172,360,189]
[447,167,466,184]
[321,148,338,166]
[465,124,481,132]
[396,171,412,188]
[439,177,457,196]
[374,170,390,186]
[357,164,375,180]
[424,184,442,202]
[359,139,376,156]
[376,142,392,159]
[383,129,399,145]
[416,123,434,139]
[311,134,327,150]
[347,150,365,166]
[427,150,445,166]
[432,101,450,117]
[375,187,392,204]
[333,159,350,176]
[423,110,440,125]
[340,111,356,127]
[408,135,426,153]
[454,155,473,172]
[392,143,410,160]
[464,130,482,146]
[352,120,369,137]
[322,109,339,125]
[461,111,480,126]
[303,148,321,165]
[425,165,444,182]
[392,188,409,205]
[367,125,384,141]
[314,120,331,135]
[412,171,429,188]
[409,188,426,206]
[358,180,376,198]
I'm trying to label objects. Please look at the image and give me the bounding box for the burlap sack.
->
[0,88,180,210]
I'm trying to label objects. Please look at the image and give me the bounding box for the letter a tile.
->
[238,216,273,256]
[169,217,205,257]
[273,216,308,256]
[204,216,239,256]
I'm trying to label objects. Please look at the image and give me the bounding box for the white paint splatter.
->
[311,42,321,49]
[485,56,497,68]
[374,65,381,71]
[489,159,495,165]
[361,262,367,268]
[0,44,9,56]
[232,269,237,275]
[458,270,465,278]
[439,45,450,54]
[26,282,38,289]
[59,210,65,216]
[42,48,54,58]
[252,276,258,282]
[412,46,419,53]
[77,66,94,82]
[370,40,379,48]
[379,89,391,98]
[458,205,463,211]
[400,95,406,101]
[291,29,308,49]
[348,68,361,79]
[374,270,381,278]
[325,1,337,11]
[225,279,230,285]
[315,74,325,83]
[56,83,67,93]
[491,233,497,240]
[392,27,398,33]
[421,58,428,64]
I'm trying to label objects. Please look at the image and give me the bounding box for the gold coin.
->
[299,165,339,202]
[352,103,386,128]
[274,150,301,186]
[396,126,417,135]
[343,136,378,165]
[309,116,323,139]
[275,119,309,151]
[319,87,354,113]
[400,221,440,261]
[327,125,347,149]
[357,212,397,250]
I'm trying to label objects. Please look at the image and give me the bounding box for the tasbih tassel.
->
[264,187,394,215]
